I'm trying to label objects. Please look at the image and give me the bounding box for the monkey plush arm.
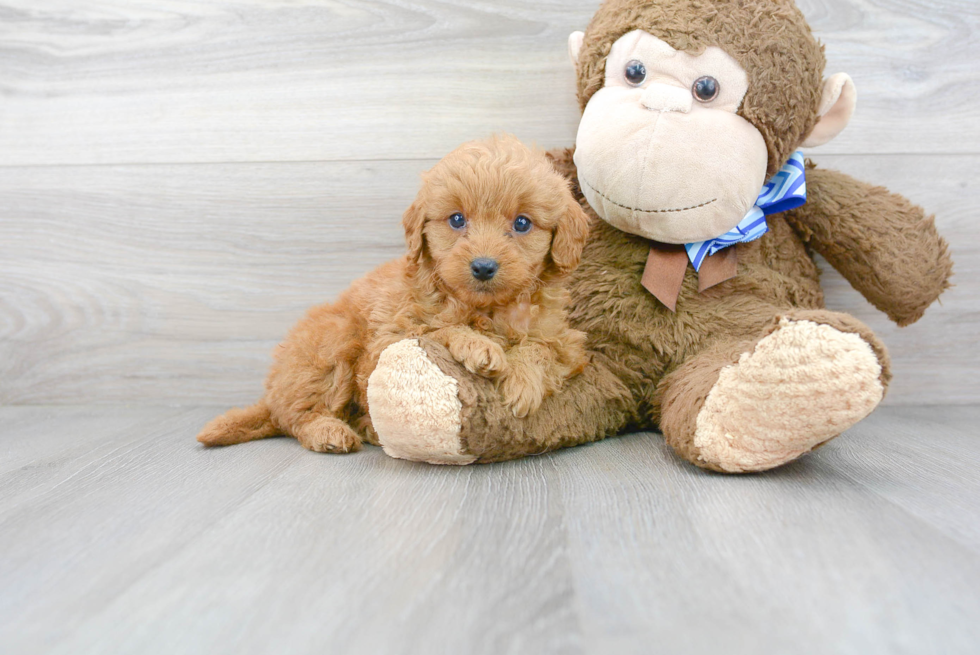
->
[783,165,953,327]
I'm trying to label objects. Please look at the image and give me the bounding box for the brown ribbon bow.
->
[640,242,738,311]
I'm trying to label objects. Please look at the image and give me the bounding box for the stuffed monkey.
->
[366,0,953,472]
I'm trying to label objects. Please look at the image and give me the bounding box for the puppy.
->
[197,135,591,454]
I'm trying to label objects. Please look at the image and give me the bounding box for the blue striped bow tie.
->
[685,152,807,271]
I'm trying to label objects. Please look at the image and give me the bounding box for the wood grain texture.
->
[814,154,980,405]
[1,405,978,654]
[1,154,976,405]
[556,406,980,655]
[2,4,976,652]
[0,0,977,166]
[0,159,424,404]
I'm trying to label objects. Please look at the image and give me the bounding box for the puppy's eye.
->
[513,215,533,233]
[624,60,646,86]
[693,76,719,102]
[448,213,466,230]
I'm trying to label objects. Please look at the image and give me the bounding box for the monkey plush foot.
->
[367,339,476,465]
[687,318,885,473]
[369,338,638,465]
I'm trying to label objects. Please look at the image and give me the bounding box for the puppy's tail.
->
[197,402,280,447]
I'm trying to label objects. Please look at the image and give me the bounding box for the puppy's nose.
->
[470,258,499,281]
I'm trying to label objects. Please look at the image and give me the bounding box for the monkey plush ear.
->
[550,195,591,277]
[402,200,426,268]
[568,31,585,67]
[802,73,857,148]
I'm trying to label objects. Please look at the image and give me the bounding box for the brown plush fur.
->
[385,0,953,468]
[785,165,953,326]
[197,135,591,452]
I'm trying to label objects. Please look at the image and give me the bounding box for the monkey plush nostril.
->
[470,258,499,281]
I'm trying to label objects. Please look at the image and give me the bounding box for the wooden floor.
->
[2,405,978,654]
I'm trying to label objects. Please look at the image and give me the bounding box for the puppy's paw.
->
[295,416,362,454]
[499,370,547,418]
[449,337,509,378]
[352,414,380,446]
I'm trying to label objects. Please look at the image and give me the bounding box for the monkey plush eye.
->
[693,76,720,102]
[448,212,466,230]
[624,60,647,86]
[513,215,533,233]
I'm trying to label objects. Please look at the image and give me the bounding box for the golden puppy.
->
[197,135,590,454]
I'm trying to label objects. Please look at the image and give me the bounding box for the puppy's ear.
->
[549,194,591,277]
[402,200,426,269]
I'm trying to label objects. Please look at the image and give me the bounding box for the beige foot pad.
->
[695,319,884,473]
[367,339,475,465]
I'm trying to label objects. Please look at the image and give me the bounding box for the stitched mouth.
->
[582,178,717,214]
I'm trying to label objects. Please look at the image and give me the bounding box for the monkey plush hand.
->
[366,0,953,471]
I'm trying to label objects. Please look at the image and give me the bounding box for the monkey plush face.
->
[573,30,768,243]
[567,0,857,245]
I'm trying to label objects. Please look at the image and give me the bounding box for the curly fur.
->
[197,135,591,452]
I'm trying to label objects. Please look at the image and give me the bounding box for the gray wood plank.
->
[0,159,425,405]
[0,0,977,166]
[0,0,592,166]
[554,422,980,654]
[818,405,980,552]
[1,154,975,405]
[0,406,192,516]
[814,154,980,405]
[1,405,978,654]
[798,0,980,154]
[0,406,309,654]
[0,407,581,655]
